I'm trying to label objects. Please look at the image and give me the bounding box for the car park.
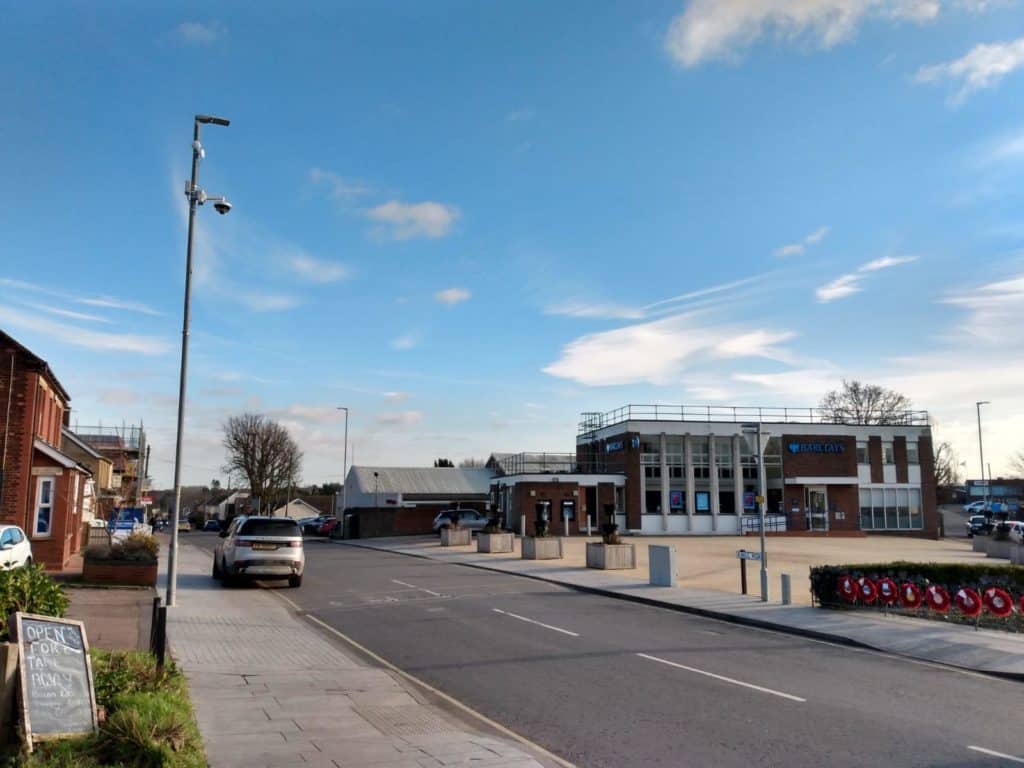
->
[432,509,488,533]
[213,516,304,588]
[962,501,988,514]
[1007,521,1024,544]
[0,526,32,569]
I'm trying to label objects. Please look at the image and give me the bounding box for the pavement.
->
[64,586,155,651]
[162,540,556,768]
[345,535,1024,677]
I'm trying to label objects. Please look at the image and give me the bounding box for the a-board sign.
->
[736,550,762,561]
[12,613,97,748]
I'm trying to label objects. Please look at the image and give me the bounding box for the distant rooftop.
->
[578,404,930,435]
[488,452,578,476]
[74,424,144,452]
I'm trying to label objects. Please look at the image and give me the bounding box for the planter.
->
[972,535,989,553]
[1011,544,1024,566]
[521,537,563,560]
[985,539,1013,560]
[440,527,472,547]
[477,532,514,553]
[586,542,636,570]
[82,558,158,587]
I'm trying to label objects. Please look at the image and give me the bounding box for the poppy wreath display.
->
[1019,593,1024,615]
[982,587,1013,618]
[924,584,950,613]
[953,587,982,617]
[837,574,858,603]
[857,577,878,605]
[900,582,923,609]
[876,577,898,606]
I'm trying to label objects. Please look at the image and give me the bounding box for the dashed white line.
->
[391,578,442,597]
[492,608,580,637]
[968,746,1024,764]
[636,653,806,703]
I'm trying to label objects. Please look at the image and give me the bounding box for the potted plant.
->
[83,532,159,586]
[521,518,562,560]
[477,516,514,553]
[586,513,635,570]
[439,510,471,546]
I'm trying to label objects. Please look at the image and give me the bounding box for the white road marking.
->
[391,578,442,597]
[636,653,806,703]
[492,608,580,637]
[968,746,1024,764]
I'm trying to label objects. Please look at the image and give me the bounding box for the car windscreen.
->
[239,519,301,537]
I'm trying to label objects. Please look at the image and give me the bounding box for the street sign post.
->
[736,549,762,594]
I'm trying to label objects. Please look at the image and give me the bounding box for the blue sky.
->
[2,1,1024,487]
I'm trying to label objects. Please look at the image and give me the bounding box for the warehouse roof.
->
[347,466,494,497]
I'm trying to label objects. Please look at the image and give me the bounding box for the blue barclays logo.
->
[788,441,845,455]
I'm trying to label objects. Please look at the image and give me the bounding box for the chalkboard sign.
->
[12,613,97,748]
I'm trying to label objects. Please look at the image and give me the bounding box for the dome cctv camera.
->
[213,200,232,215]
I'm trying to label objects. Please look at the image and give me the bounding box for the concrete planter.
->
[82,558,158,587]
[440,527,472,547]
[1011,544,1024,565]
[985,538,1013,560]
[972,535,989,553]
[477,532,514,553]
[521,537,563,560]
[586,542,636,570]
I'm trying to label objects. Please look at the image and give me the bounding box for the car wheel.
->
[288,574,302,588]
[212,557,222,580]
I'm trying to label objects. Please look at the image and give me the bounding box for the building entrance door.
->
[805,486,829,531]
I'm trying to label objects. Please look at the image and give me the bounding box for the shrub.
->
[91,651,172,711]
[86,533,159,564]
[0,566,68,641]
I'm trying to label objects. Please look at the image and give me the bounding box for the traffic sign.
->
[736,549,762,561]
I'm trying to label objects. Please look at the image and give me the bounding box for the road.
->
[187,533,1024,768]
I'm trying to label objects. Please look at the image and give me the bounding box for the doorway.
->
[805,486,829,531]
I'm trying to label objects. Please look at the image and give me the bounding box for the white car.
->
[963,501,988,514]
[212,516,304,588]
[1006,521,1024,544]
[0,526,33,569]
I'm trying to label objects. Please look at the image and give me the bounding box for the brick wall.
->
[0,354,34,532]
[512,482,582,536]
[828,485,860,532]
[868,436,883,483]
[894,436,909,483]
[918,435,939,539]
[781,435,857,478]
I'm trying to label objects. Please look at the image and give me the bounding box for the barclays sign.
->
[787,441,845,455]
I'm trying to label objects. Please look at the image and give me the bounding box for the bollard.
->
[648,545,676,587]
[563,512,569,537]
[781,573,792,605]
[760,569,769,603]
[740,557,748,595]
[586,514,592,536]
[155,606,168,671]
[519,515,526,537]
[149,595,161,654]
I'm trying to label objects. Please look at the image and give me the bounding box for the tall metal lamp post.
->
[742,423,770,602]
[167,114,232,609]
[336,407,349,515]
[976,401,990,510]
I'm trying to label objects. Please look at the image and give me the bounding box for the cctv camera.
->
[213,200,232,215]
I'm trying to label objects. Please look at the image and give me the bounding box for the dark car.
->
[300,516,331,536]
[203,519,222,532]
[317,517,340,537]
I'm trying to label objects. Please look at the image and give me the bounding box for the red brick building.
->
[0,332,90,569]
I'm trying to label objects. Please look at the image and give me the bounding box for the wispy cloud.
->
[98,388,139,407]
[174,21,225,45]
[377,410,423,427]
[287,251,350,283]
[665,1,940,68]
[391,333,419,351]
[77,296,162,316]
[816,255,919,302]
[20,302,110,323]
[309,167,374,203]
[916,36,1024,105]
[505,109,535,122]
[434,287,471,305]
[382,391,410,402]
[0,277,161,316]
[0,306,170,355]
[367,200,460,240]
[774,225,830,257]
[234,291,302,312]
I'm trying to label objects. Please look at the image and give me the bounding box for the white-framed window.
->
[34,476,55,538]
[906,441,919,465]
[882,442,895,465]
[856,442,869,465]
[859,486,923,530]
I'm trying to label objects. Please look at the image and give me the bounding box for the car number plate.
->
[252,543,277,551]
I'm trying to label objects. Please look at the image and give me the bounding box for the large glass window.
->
[906,441,919,465]
[909,489,922,529]
[896,489,910,529]
[860,487,924,530]
[34,477,55,537]
[645,490,662,515]
[859,489,871,529]
[871,488,884,529]
[718,491,736,514]
[882,442,895,464]
[884,489,897,528]
[856,442,868,464]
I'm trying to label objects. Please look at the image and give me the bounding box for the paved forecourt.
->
[162,540,551,768]
[287,542,1024,768]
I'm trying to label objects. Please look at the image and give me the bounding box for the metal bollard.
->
[586,514,592,536]
[155,606,168,671]
[781,573,792,605]
[149,595,162,654]
[563,513,569,537]
[519,515,526,537]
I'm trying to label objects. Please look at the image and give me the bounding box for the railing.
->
[741,514,788,533]
[74,424,144,451]
[578,405,930,435]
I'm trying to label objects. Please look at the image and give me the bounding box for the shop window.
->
[34,477,55,538]
[896,489,910,529]
[670,466,683,479]
[694,491,711,515]
[860,486,925,530]
[718,491,736,514]
[859,489,872,529]
[882,442,895,464]
[715,441,732,466]
[906,441,919,465]
[694,467,710,480]
[909,489,922,529]
[856,442,868,465]
[645,490,662,515]
[718,466,733,480]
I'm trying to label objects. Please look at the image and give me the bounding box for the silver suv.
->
[213,516,305,588]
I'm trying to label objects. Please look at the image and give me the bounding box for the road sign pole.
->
[740,555,748,595]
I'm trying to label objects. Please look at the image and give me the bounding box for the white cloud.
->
[434,287,471,306]
[288,252,350,283]
[367,200,460,240]
[544,301,645,320]
[235,291,301,312]
[376,410,423,426]
[505,109,535,122]
[665,1,939,68]
[174,21,225,45]
[943,271,1024,343]
[309,167,373,202]
[20,302,110,323]
[774,225,830,257]
[542,312,796,386]
[278,405,349,423]
[77,295,162,316]
[816,254,919,302]
[0,306,170,355]
[916,36,1024,104]
[391,334,418,351]
[382,391,410,402]
[1,278,161,316]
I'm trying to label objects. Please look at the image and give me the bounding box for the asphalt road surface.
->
[188,533,1024,768]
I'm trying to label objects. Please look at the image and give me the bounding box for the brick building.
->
[0,331,91,569]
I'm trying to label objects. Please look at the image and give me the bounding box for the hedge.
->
[809,561,1024,632]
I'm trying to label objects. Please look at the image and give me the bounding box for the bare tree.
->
[1010,451,1024,478]
[458,458,487,468]
[818,380,913,424]
[933,441,961,486]
[222,414,303,514]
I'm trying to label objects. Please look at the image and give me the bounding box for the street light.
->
[741,423,769,602]
[976,401,990,510]
[337,407,349,518]
[167,114,232,609]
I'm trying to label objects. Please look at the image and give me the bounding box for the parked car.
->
[177,519,191,533]
[1007,521,1024,544]
[965,514,989,537]
[432,509,488,533]
[963,501,989,514]
[317,517,340,537]
[202,519,222,532]
[213,516,304,588]
[300,516,332,536]
[0,526,32,569]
